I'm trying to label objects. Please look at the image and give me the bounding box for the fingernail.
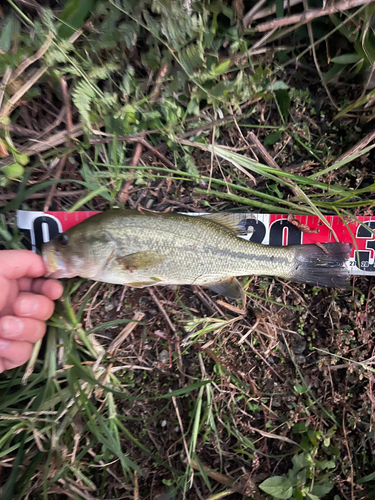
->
[0,339,11,349]
[19,298,38,316]
[1,317,23,338]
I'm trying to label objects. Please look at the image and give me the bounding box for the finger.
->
[0,250,46,280]
[0,316,46,342]
[13,293,55,321]
[17,277,32,291]
[0,276,11,312]
[18,278,64,300]
[0,339,33,373]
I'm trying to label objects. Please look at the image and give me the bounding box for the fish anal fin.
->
[207,277,244,301]
[128,281,160,288]
[116,251,165,271]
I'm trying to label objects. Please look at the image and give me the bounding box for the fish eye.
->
[57,233,69,246]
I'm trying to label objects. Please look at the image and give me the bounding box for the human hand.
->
[0,250,63,373]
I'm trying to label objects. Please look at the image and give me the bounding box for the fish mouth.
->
[42,243,75,279]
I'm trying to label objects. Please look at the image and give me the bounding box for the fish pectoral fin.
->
[116,251,165,271]
[206,277,244,301]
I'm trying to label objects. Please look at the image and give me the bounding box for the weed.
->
[1,0,375,498]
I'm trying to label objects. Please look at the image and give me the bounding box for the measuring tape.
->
[16,210,375,276]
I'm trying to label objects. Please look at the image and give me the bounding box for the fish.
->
[42,210,353,300]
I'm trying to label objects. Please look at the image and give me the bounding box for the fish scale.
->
[90,213,295,284]
[42,210,353,300]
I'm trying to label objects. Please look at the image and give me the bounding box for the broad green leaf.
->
[213,59,231,76]
[58,0,96,39]
[0,16,14,53]
[323,63,345,82]
[311,483,334,497]
[186,99,200,115]
[331,53,362,64]
[315,459,336,470]
[271,81,289,91]
[275,89,290,121]
[259,476,294,499]
[1,164,24,179]
[294,490,304,500]
[294,384,309,394]
[308,429,321,446]
[292,453,309,473]
[264,130,282,146]
[358,470,375,483]
[294,467,307,483]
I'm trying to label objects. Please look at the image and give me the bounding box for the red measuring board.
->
[16,211,375,276]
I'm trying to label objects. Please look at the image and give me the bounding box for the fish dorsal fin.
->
[116,251,165,270]
[207,277,244,301]
[200,213,248,235]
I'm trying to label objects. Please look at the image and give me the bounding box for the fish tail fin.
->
[290,242,353,288]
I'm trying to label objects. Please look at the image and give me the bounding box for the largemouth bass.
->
[42,210,352,300]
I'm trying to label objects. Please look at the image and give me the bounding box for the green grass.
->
[1,0,375,499]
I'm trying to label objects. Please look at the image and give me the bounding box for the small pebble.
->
[295,355,306,365]
[158,349,169,364]
[161,420,167,427]
[293,340,306,354]
[104,300,114,312]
